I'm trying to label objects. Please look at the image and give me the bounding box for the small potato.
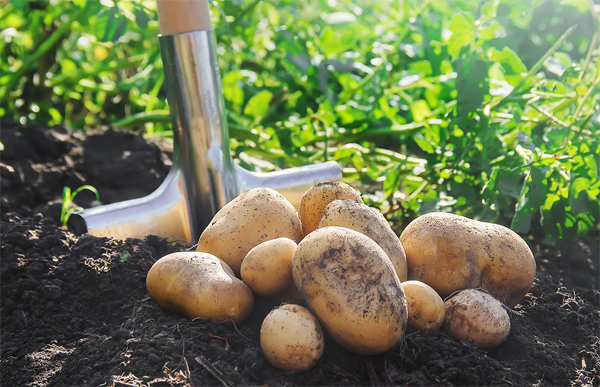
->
[293,226,408,355]
[241,238,297,297]
[401,280,445,331]
[442,289,510,348]
[197,187,302,275]
[400,212,535,307]
[318,200,408,281]
[146,252,254,324]
[260,304,324,372]
[299,182,363,236]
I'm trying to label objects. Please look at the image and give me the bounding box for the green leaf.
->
[244,90,273,120]
[134,8,150,29]
[383,165,403,197]
[445,13,477,58]
[94,7,127,42]
[410,100,431,122]
[479,20,503,41]
[413,133,436,154]
[222,71,244,110]
[456,53,488,121]
[488,47,526,86]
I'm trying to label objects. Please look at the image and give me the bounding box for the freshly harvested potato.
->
[401,280,445,331]
[299,182,363,236]
[241,238,297,297]
[399,212,535,308]
[260,304,324,372]
[197,187,302,275]
[318,200,408,281]
[292,226,408,355]
[146,252,254,324]
[442,288,510,348]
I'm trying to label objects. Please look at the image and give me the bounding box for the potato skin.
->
[260,304,324,372]
[146,252,254,324]
[318,200,407,282]
[442,289,510,348]
[292,226,408,355]
[241,238,297,297]
[197,187,302,275]
[299,182,363,236]
[399,212,535,308]
[401,280,445,331]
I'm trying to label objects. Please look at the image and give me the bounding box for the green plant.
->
[2,0,599,242]
[59,185,100,228]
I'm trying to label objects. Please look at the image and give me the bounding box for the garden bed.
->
[1,119,598,386]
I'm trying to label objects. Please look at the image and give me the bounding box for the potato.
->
[197,187,302,275]
[292,226,408,355]
[399,212,535,308]
[318,200,407,281]
[241,238,297,297]
[442,288,510,348]
[146,252,254,324]
[401,280,445,331]
[260,304,324,372]
[299,182,363,236]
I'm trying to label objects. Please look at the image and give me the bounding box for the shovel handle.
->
[156,0,211,35]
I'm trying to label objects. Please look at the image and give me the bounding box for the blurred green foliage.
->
[1,0,599,241]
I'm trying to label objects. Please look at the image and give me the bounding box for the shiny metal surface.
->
[160,30,239,238]
[235,161,342,210]
[70,168,192,242]
[72,29,342,244]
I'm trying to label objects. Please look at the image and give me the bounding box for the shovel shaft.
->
[160,30,240,239]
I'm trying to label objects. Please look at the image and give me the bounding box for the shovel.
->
[70,0,342,243]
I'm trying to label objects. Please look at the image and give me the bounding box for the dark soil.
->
[1,118,599,387]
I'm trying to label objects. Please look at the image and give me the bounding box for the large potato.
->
[399,212,535,308]
[292,226,408,355]
[318,200,407,282]
[299,182,363,236]
[442,289,510,348]
[241,238,297,297]
[260,304,324,372]
[146,252,254,324]
[197,187,302,275]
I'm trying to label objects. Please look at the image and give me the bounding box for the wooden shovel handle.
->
[156,0,211,35]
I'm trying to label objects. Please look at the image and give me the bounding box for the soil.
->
[1,118,599,387]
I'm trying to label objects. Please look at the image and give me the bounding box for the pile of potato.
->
[146,182,536,372]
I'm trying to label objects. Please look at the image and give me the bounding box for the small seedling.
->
[60,185,101,228]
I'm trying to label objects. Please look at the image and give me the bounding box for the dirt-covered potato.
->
[241,238,297,297]
[442,289,510,348]
[318,200,407,281]
[299,182,363,236]
[197,187,302,275]
[146,252,254,324]
[399,212,535,308]
[260,304,324,372]
[292,226,408,355]
[401,280,445,331]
